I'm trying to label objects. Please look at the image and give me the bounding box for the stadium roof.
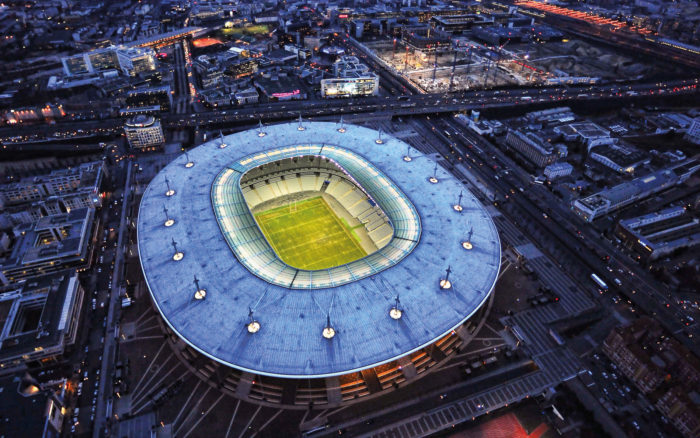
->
[137,121,501,378]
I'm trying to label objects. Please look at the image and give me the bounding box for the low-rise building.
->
[572,160,700,222]
[615,206,700,262]
[554,122,609,149]
[504,129,557,168]
[684,117,700,145]
[588,143,649,174]
[544,162,573,180]
[234,88,259,105]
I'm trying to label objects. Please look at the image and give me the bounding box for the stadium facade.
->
[137,121,501,407]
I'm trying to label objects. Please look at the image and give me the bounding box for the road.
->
[92,160,134,438]
[2,78,698,144]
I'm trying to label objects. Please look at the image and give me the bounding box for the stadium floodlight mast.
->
[439,265,452,290]
[375,128,384,144]
[193,275,206,300]
[322,314,336,339]
[247,307,261,333]
[297,113,306,131]
[163,205,174,227]
[257,120,266,137]
[165,178,175,197]
[218,130,228,148]
[462,226,474,250]
[453,191,464,212]
[171,238,184,261]
[184,151,194,168]
[429,162,439,184]
[389,295,403,320]
[337,115,346,133]
[403,145,412,162]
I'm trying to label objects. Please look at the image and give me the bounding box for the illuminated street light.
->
[375,128,384,144]
[171,238,183,261]
[322,314,335,339]
[163,205,174,227]
[429,162,439,184]
[439,265,452,289]
[247,307,260,333]
[165,178,175,196]
[193,275,206,300]
[184,151,194,168]
[462,226,474,250]
[389,295,403,320]
[453,191,464,212]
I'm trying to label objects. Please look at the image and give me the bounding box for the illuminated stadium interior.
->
[211,146,421,288]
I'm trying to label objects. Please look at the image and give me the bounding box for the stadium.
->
[137,120,501,408]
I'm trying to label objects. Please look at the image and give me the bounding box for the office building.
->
[116,46,157,76]
[194,55,223,89]
[504,130,558,168]
[321,56,379,98]
[0,208,95,284]
[124,115,165,149]
[62,45,156,77]
[0,161,104,217]
[0,272,84,374]
[125,85,172,112]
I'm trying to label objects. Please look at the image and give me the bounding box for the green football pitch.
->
[254,196,367,270]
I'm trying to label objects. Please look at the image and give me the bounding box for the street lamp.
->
[439,265,452,289]
[322,314,335,339]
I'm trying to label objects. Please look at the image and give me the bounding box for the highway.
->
[3,78,697,145]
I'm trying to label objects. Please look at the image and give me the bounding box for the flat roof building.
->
[588,143,649,174]
[0,161,104,227]
[615,206,700,262]
[0,272,84,375]
[0,208,95,284]
[572,160,700,221]
[505,129,558,168]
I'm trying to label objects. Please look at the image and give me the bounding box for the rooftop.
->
[137,122,501,378]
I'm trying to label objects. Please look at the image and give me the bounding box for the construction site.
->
[363,34,669,93]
